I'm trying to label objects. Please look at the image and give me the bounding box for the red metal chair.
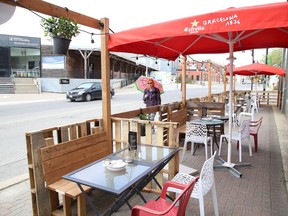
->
[131,177,199,216]
[249,116,263,152]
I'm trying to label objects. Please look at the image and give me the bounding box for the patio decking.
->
[111,105,288,216]
[0,105,287,215]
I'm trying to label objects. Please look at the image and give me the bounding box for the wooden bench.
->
[186,101,225,136]
[169,108,188,127]
[168,107,188,147]
[40,131,110,216]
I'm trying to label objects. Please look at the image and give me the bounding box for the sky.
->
[0,0,285,67]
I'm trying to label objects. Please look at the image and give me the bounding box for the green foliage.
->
[139,113,149,120]
[40,16,79,40]
[260,48,283,66]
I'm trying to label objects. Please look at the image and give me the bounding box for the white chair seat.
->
[218,119,252,162]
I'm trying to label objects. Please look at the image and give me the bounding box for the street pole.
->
[251,49,255,90]
[264,48,269,91]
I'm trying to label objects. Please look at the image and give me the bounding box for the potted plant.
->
[40,16,79,55]
[139,113,149,136]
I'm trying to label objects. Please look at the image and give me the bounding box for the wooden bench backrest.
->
[187,101,225,117]
[41,131,109,185]
[169,108,187,126]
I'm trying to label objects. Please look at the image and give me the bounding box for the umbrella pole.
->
[181,55,187,106]
[214,41,251,178]
[227,43,234,166]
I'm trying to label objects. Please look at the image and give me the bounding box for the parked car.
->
[66,82,115,102]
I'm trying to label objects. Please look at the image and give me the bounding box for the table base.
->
[214,157,251,178]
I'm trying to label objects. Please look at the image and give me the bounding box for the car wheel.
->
[110,92,113,99]
[85,94,92,102]
[70,99,75,102]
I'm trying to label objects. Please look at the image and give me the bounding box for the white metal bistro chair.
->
[181,121,213,162]
[168,151,219,216]
[218,119,252,162]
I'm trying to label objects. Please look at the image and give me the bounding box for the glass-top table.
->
[63,144,179,215]
[64,144,176,194]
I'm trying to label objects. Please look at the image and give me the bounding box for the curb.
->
[0,173,29,191]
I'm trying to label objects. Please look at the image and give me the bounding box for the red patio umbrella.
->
[227,62,286,98]
[227,63,286,77]
[135,76,164,94]
[108,2,288,178]
[109,2,288,61]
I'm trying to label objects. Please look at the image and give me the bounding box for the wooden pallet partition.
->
[26,118,103,216]
[26,131,52,216]
[111,116,180,192]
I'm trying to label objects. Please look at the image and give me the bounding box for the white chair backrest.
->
[185,122,207,143]
[199,151,216,196]
[225,103,235,115]
[240,119,251,139]
[238,111,254,124]
[245,99,252,111]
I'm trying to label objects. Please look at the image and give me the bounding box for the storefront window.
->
[11,47,40,77]
[0,47,10,77]
[0,34,41,78]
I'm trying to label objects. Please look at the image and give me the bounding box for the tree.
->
[261,48,283,66]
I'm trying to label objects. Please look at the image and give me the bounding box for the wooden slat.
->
[60,126,69,142]
[50,190,60,212]
[42,141,108,182]
[30,131,52,215]
[66,184,91,198]
[43,151,109,185]
[41,131,107,161]
[55,181,78,195]
[91,127,100,134]
[69,125,78,140]
[170,108,187,126]
[62,194,72,216]
[44,137,54,147]
[78,122,87,137]
[1,0,101,30]
[77,194,86,216]
[48,179,70,190]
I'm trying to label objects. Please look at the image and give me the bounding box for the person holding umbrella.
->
[143,78,161,131]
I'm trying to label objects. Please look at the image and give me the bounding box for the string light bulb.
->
[91,33,94,44]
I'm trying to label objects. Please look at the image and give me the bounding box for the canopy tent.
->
[108,2,288,177]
